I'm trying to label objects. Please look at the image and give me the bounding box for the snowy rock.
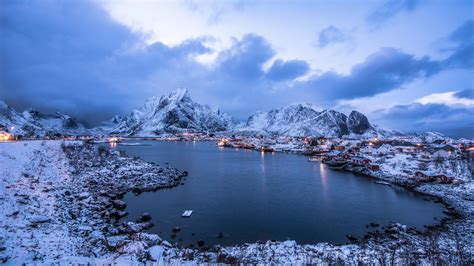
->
[106,235,130,249]
[240,104,382,137]
[149,245,164,262]
[112,200,127,210]
[126,222,147,234]
[118,241,148,258]
[78,225,93,232]
[137,212,152,222]
[29,215,50,224]
[347,110,372,134]
[0,99,86,137]
[110,88,233,136]
[78,192,91,200]
[90,230,104,240]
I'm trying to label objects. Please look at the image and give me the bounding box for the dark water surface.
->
[114,140,445,247]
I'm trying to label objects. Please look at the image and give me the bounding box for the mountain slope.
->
[239,104,382,137]
[111,88,233,136]
[0,100,85,136]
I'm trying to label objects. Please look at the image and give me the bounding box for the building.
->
[0,130,13,141]
[367,163,380,171]
[413,171,454,183]
[351,156,371,166]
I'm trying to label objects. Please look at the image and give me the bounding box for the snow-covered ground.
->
[0,140,472,264]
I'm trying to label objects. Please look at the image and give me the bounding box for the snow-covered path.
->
[0,140,79,263]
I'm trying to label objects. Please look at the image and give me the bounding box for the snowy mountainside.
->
[23,108,86,134]
[110,88,233,136]
[238,104,386,137]
[0,100,85,136]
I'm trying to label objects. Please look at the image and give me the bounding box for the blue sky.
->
[0,0,473,137]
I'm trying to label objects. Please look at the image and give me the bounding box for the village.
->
[2,123,472,185]
[211,133,473,185]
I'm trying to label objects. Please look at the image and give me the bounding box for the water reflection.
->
[318,163,329,200]
[118,141,446,246]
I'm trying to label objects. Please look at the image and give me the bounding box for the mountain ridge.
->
[0,100,86,136]
[1,89,396,138]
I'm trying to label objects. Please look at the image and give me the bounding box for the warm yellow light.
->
[0,133,13,141]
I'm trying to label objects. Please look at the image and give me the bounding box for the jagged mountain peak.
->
[241,105,383,137]
[167,87,191,102]
[0,100,85,136]
[0,99,8,109]
[110,88,233,136]
[347,110,372,134]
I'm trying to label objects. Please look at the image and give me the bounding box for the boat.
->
[308,156,320,162]
[182,210,193,218]
[375,181,391,186]
[259,146,275,152]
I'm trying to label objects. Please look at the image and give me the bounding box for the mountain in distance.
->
[236,103,389,137]
[0,90,397,138]
[0,100,86,136]
[110,88,234,136]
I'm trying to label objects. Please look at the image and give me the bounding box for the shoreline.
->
[0,140,472,264]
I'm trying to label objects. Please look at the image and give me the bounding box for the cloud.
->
[367,0,420,26]
[182,0,249,25]
[317,26,352,48]
[416,90,474,106]
[454,88,473,99]
[266,59,309,81]
[0,0,213,123]
[297,20,473,102]
[442,20,474,69]
[375,102,474,138]
[299,47,440,101]
[0,0,472,129]
[214,34,274,81]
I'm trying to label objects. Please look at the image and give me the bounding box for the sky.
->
[0,0,473,137]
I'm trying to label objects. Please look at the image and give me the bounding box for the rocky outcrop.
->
[240,104,379,137]
[0,100,86,136]
[110,88,233,136]
[347,110,372,134]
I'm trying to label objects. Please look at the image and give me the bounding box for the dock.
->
[182,210,193,218]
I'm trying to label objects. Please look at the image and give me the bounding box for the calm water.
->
[114,140,445,247]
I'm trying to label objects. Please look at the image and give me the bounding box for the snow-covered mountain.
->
[1,92,395,138]
[0,100,85,136]
[110,88,233,136]
[237,104,384,137]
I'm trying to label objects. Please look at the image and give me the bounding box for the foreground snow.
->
[0,140,472,264]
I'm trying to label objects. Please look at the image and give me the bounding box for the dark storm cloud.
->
[215,34,274,81]
[299,48,441,100]
[0,0,212,123]
[367,0,420,26]
[374,103,474,138]
[442,20,474,69]
[0,0,472,130]
[299,20,473,102]
[317,26,352,48]
[266,59,309,81]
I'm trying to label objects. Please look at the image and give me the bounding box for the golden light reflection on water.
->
[109,142,117,149]
[319,163,329,199]
[260,151,266,175]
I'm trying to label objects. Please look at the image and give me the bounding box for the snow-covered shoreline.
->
[0,140,472,264]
